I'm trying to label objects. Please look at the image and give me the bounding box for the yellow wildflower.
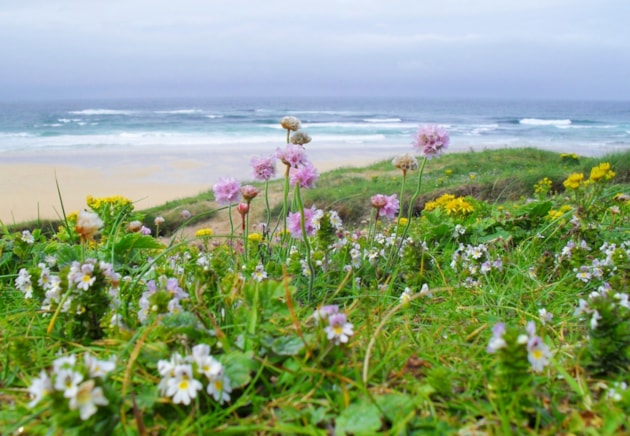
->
[563,173,584,190]
[534,177,553,195]
[589,162,615,182]
[397,217,409,226]
[195,228,213,237]
[248,233,263,243]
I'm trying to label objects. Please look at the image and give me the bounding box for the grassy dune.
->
[1,147,629,434]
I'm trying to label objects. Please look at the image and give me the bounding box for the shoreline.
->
[0,144,410,224]
[1,141,624,224]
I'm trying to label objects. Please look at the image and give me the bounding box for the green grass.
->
[1,147,629,434]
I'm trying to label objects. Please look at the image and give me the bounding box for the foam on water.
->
[520,118,572,126]
[0,98,628,157]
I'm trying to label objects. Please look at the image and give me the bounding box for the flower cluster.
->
[450,243,503,287]
[424,193,474,217]
[28,353,115,421]
[314,305,354,345]
[412,124,450,159]
[138,275,189,323]
[370,194,400,220]
[276,143,308,168]
[392,153,419,175]
[213,177,242,205]
[286,205,324,239]
[589,162,615,183]
[290,131,312,146]
[533,177,553,198]
[280,116,301,132]
[289,162,319,189]
[487,321,552,373]
[574,283,630,373]
[250,155,277,181]
[75,209,104,242]
[157,344,232,405]
[15,259,120,337]
[563,173,585,190]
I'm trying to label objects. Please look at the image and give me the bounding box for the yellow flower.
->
[195,228,213,237]
[563,173,584,190]
[444,169,453,176]
[534,177,553,195]
[589,162,615,182]
[445,197,474,216]
[248,233,263,243]
[397,217,409,226]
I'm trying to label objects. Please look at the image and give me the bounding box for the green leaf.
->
[374,393,415,422]
[335,399,382,435]
[271,335,305,356]
[218,351,258,389]
[114,233,163,252]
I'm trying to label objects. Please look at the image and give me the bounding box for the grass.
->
[1,147,629,435]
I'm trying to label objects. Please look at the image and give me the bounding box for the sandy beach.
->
[0,143,411,224]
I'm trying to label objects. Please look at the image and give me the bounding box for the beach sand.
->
[1,144,411,224]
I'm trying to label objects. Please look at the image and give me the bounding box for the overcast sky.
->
[1,0,629,101]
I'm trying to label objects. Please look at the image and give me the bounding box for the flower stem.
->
[389,157,427,265]
[264,180,271,238]
[295,185,315,301]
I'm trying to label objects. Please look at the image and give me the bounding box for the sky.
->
[1,0,629,101]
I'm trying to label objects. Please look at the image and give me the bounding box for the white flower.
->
[75,209,104,241]
[206,372,232,404]
[325,313,354,345]
[52,354,77,372]
[54,369,84,399]
[538,308,554,325]
[486,323,506,353]
[197,355,223,380]
[84,354,116,379]
[74,263,96,291]
[607,381,627,402]
[419,283,432,298]
[400,287,413,304]
[15,268,33,298]
[590,310,602,330]
[21,230,35,244]
[527,336,552,373]
[28,370,52,408]
[252,264,267,282]
[165,364,203,405]
[280,116,301,131]
[68,379,109,420]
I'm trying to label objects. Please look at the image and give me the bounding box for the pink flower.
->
[213,177,241,205]
[286,205,322,239]
[251,156,277,181]
[371,194,399,220]
[276,144,308,168]
[290,162,319,189]
[412,124,449,159]
[240,185,259,202]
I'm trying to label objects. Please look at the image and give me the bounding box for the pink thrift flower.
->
[251,156,276,181]
[241,185,259,202]
[412,124,449,159]
[276,144,308,168]
[290,162,319,189]
[371,194,399,220]
[213,177,241,205]
[286,205,321,239]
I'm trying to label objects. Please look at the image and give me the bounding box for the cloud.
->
[0,0,629,99]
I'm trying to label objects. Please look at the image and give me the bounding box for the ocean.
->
[0,97,629,157]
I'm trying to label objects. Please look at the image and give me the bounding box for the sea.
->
[1,97,629,157]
